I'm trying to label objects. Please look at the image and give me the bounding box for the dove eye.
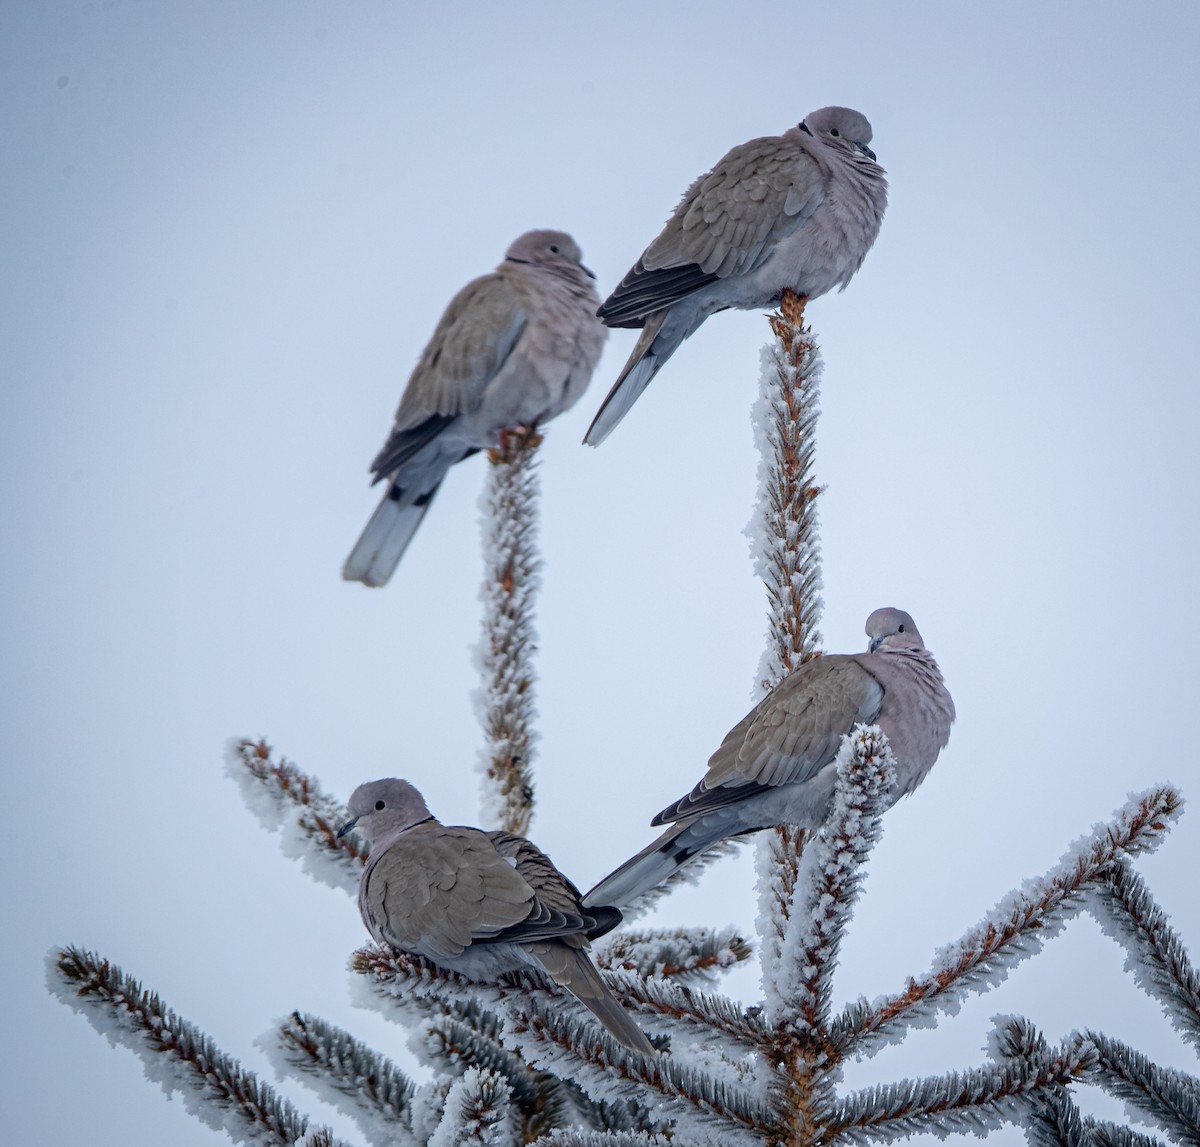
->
[897,624,905,632]
[549,244,560,254]
[375,800,386,810]
[829,128,840,137]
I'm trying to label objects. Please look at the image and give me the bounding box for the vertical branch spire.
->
[749,290,829,1147]
[775,727,897,1034]
[749,289,825,698]
[477,427,543,836]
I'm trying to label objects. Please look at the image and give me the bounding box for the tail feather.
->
[583,820,721,911]
[583,311,669,446]
[342,483,440,587]
[536,944,654,1057]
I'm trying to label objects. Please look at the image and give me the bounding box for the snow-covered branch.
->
[749,288,824,695]
[509,993,771,1145]
[597,925,752,983]
[528,1132,668,1147]
[1076,1029,1200,1144]
[1090,858,1200,1053]
[831,785,1183,1057]
[351,946,655,1072]
[272,1011,417,1146]
[600,969,769,1049]
[755,821,810,1025]
[991,1017,1178,1147]
[228,737,362,892]
[747,296,831,1147]
[771,725,897,1035]
[825,1037,1099,1145]
[476,427,543,837]
[354,946,771,1141]
[431,1066,518,1147]
[49,946,349,1147]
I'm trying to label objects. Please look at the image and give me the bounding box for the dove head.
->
[801,106,876,161]
[865,607,924,654]
[506,229,594,279]
[337,778,434,843]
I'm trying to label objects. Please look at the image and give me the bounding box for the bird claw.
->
[489,423,544,463]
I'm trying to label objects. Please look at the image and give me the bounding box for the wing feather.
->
[651,655,883,824]
[405,274,527,419]
[596,131,825,326]
[363,824,533,959]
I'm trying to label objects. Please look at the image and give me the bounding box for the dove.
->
[338,778,654,1056]
[344,229,607,585]
[584,107,887,445]
[584,608,953,909]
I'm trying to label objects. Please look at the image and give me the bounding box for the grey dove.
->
[584,608,953,909]
[344,229,607,585]
[584,107,887,445]
[337,778,654,1056]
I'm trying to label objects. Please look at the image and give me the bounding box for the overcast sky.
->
[4,3,1199,1144]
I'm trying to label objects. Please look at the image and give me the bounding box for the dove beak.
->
[336,816,359,840]
[798,120,812,136]
[582,263,596,280]
[857,142,877,162]
[868,636,883,653]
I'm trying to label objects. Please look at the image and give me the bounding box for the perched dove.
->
[584,608,953,909]
[344,230,607,585]
[338,778,654,1056]
[584,107,887,445]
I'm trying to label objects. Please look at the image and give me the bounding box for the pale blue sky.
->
[4,3,1199,1143]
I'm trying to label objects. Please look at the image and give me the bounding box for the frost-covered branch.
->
[228,737,362,891]
[509,994,772,1143]
[745,291,832,1147]
[1090,859,1200,1053]
[529,1132,668,1147]
[1087,1123,1170,1147]
[423,999,549,1112]
[50,946,349,1147]
[597,925,752,983]
[432,1066,518,1147]
[753,728,898,1147]
[755,821,809,1024]
[991,1017,1178,1147]
[600,970,769,1049]
[273,1011,416,1146]
[352,946,656,1069]
[772,726,896,1034]
[825,1037,1099,1145]
[1019,1085,1092,1147]
[477,427,543,837]
[1077,1029,1200,1145]
[993,1016,1097,1147]
[831,785,1183,1057]
[425,998,658,1139]
[354,946,772,1140]
[749,288,824,694]
[352,949,665,1141]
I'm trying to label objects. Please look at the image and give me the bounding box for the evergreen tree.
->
[51,300,1198,1146]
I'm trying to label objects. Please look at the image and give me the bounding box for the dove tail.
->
[583,310,672,446]
[342,481,441,587]
[543,946,654,1057]
[583,819,724,911]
